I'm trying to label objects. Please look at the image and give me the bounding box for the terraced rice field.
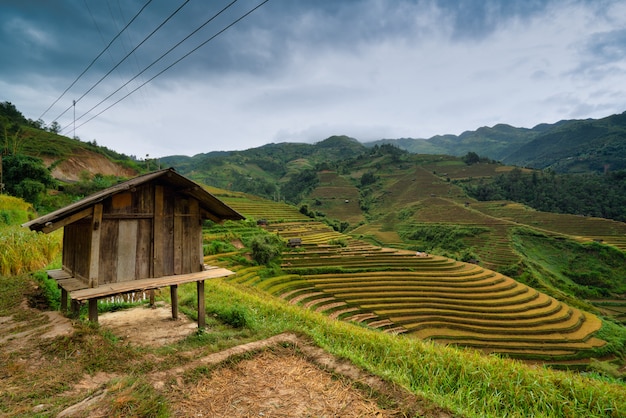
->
[380,167,467,205]
[372,197,522,271]
[308,171,364,224]
[218,195,310,222]
[589,299,626,325]
[473,201,626,251]
[210,221,606,361]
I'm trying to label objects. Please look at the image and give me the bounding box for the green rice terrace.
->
[203,192,626,363]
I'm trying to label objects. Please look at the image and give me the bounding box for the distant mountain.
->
[365,112,626,173]
[505,113,626,172]
[160,135,369,202]
[372,123,539,161]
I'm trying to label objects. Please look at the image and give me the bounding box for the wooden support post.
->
[149,289,155,307]
[71,300,80,318]
[153,185,165,278]
[197,280,205,328]
[170,285,178,320]
[88,299,98,323]
[88,204,103,288]
[60,287,68,312]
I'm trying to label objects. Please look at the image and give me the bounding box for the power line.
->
[69,0,270,133]
[52,0,192,124]
[38,0,154,121]
[63,0,257,132]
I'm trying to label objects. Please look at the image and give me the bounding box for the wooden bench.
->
[47,267,235,327]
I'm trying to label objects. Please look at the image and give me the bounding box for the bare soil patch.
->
[98,303,198,347]
[5,301,454,417]
[0,300,73,352]
[41,148,137,182]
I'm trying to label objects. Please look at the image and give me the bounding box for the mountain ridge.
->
[365,111,626,173]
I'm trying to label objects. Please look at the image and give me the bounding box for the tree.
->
[0,102,26,124]
[48,121,61,134]
[249,234,284,265]
[463,151,481,165]
[360,171,376,186]
[3,154,55,206]
[2,124,26,155]
[280,169,319,204]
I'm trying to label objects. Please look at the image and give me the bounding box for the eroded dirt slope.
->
[41,148,137,182]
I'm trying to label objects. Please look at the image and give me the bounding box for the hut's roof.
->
[23,167,244,232]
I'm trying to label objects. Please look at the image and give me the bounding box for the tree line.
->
[465,168,626,222]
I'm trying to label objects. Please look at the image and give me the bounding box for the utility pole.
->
[73,100,76,139]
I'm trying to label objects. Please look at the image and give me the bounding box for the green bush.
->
[400,224,489,252]
[203,240,237,255]
[33,270,61,310]
[249,234,285,265]
[2,154,56,207]
[214,305,248,328]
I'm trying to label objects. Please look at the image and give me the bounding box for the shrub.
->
[400,224,489,252]
[328,238,348,247]
[214,305,248,328]
[203,240,237,255]
[2,154,56,207]
[32,270,61,310]
[249,234,285,265]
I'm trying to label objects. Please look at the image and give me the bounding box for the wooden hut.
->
[23,167,244,327]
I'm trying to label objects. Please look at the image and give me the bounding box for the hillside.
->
[159,135,368,202]
[1,101,139,184]
[200,191,625,361]
[366,111,626,173]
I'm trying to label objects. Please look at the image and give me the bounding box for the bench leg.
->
[88,299,98,323]
[197,280,205,328]
[71,300,80,318]
[170,285,178,320]
[60,287,68,312]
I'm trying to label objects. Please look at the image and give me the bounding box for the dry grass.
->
[168,348,395,417]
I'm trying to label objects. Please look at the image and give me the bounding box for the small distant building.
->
[23,168,244,327]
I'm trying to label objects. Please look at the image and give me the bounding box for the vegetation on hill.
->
[512,228,626,299]
[463,167,626,222]
[509,112,626,172]
[204,196,626,364]
[367,111,626,174]
[160,135,369,203]
[1,101,143,211]
[0,101,140,164]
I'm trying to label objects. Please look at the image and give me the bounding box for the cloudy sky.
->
[2,0,626,158]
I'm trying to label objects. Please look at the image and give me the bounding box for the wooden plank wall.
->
[61,181,205,286]
[62,220,91,285]
[99,185,156,283]
[174,197,203,274]
[154,185,175,277]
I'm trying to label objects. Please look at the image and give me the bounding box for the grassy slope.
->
[1,268,624,417]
